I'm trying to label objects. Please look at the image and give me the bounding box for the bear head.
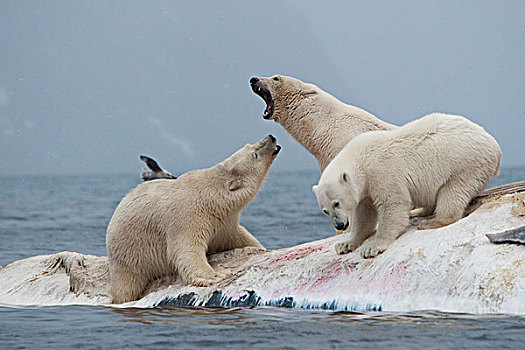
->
[217,135,281,207]
[250,75,319,122]
[312,172,358,232]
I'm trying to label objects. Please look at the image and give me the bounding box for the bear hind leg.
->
[109,264,150,304]
[419,173,486,230]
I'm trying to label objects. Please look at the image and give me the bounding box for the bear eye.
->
[334,202,340,208]
[273,76,280,81]
[253,153,258,159]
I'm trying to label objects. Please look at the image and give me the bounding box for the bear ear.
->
[312,184,318,194]
[228,179,244,191]
[300,84,318,97]
[339,172,349,184]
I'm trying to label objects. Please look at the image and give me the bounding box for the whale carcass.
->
[0,186,524,315]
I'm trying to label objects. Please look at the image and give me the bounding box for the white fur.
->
[313,113,501,258]
[106,136,279,303]
[255,75,396,172]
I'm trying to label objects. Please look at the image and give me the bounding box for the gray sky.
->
[1,0,524,175]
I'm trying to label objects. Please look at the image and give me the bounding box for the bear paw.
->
[335,240,361,255]
[418,218,453,230]
[335,242,351,255]
[188,272,227,287]
[360,241,388,259]
[409,207,432,218]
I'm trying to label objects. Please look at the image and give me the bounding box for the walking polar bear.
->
[250,75,396,172]
[106,135,281,303]
[313,113,501,259]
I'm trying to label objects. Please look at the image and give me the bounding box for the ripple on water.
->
[1,169,525,348]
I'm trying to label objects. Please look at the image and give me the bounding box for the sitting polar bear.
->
[313,113,501,259]
[106,135,281,303]
[250,75,396,172]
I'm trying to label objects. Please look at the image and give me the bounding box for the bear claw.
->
[188,272,226,287]
[360,241,389,259]
[335,240,363,255]
[335,242,352,255]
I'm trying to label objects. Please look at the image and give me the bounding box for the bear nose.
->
[250,77,259,84]
[335,221,348,231]
[268,134,276,142]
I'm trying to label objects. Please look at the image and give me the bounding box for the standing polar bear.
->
[313,113,501,258]
[250,75,396,172]
[106,135,281,303]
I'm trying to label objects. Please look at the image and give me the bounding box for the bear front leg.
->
[335,198,377,255]
[360,200,410,259]
[230,225,265,250]
[168,242,226,287]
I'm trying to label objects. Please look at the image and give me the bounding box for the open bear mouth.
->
[250,81,274,119]
[272,144,281,156]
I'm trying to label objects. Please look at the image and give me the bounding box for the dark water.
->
[1,168,525,349]
[2,306,524,350]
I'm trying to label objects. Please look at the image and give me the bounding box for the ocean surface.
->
[1,167,525,349]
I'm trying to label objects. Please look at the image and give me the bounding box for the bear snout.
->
[250,77,259,84]
[272,144,281,156]
[335,220,349,231]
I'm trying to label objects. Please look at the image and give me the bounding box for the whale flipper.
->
[140,155,164,173]
[486,225,525,245]
[139,155,177,181]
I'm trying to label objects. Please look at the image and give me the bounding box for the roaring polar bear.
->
[106,135,281,303]
[313,113,501,258]
[250,75,396,172]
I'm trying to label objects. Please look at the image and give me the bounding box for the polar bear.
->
[313,113,501,258]
[250,75,396,172]
[106,135,281,303]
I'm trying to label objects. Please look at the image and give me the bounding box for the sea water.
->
[1,168,524,349]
